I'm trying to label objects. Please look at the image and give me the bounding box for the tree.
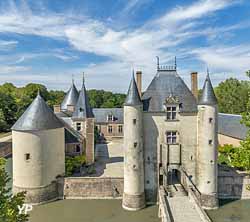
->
[47,90,65,108]
[0,158,29,221]
[214,78,250,114]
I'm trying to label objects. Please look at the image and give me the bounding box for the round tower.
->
[197,72,218,209]
[122,73,145,211]
[12,92,65,204]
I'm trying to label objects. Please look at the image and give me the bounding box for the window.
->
[134,142,137,148]
[25,153,30,161]
[118,125,123,133]
[209,118,213,123]
[107,114,113,122]
[166,106,177,120]
[76,145,81,153]
[209,140,213,145]
[108,125,113,133]
[166,131,177,144]
[133,119,136,125]
[76,122,81,131]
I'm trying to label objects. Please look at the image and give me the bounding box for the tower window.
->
[25,153,30,161]
[166,131,177,144]
[133,119,136,125]
[209,140,213,145]
[118,125,123,133]
[166,106,177,120]
[108,125,113,134]
[134,142,137,148]
[209,118,213,123]
[76,122,81,131]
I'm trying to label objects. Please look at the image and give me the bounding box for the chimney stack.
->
[191,72,198,100]
[136,71,142,98]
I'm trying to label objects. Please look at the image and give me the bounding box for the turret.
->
[72,74,95,164]
[12,92,65,204]
[61,79,79,112]
[122,72,145,211]
[197,71,218,209]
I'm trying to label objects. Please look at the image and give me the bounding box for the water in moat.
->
[5,157,250,222]
[207,199,250,222]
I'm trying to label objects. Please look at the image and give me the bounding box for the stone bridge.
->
[158,168,212,222]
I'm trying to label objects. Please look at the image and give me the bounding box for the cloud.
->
[154,0,235,26]
[0,65,31,74]
[0,0,245,91]
[0,39,18,51]
[192,45,250,73]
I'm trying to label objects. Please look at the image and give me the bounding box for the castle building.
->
[11,61,218,209]
[122,64,218,210]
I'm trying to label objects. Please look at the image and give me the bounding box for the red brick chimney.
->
[191,72,198,100]
[136,71,142,98]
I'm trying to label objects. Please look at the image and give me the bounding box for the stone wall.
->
[62,177,124,199]
[218,165,250,199]
[13,182,58,205]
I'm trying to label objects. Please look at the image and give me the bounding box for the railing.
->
[180,167,212,222]
[158,186,174,222]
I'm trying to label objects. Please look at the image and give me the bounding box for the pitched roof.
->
[142,70,197,113]
[61,81,79,110]
[218,113,247,140]
[199,73,217,105]
[93,108,123,124]
[124,72,142,106]
[12,93,64,131]
[72,78,94,118]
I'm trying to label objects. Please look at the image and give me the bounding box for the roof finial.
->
[174,56,177,70]
[82,72,85,84]
[37,88,40,96]
[206,68,210,79]
[72,74,74,84]
[156,56,159,70]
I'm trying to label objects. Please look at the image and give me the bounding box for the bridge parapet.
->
[158,186,173,222]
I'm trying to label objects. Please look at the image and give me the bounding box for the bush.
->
[65,155,86,176]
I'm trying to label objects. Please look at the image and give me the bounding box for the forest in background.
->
[0,77,249,132]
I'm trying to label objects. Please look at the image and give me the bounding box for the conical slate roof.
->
[61,81,79,110]
[72,78,94,118]
[124,72,142,106]
[12,93,64,131]
[199,73,217,105]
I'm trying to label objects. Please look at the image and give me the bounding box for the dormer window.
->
[166,106,177,120]
[107,114,114,122]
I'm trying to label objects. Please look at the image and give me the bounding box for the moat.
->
[5,157,250,222]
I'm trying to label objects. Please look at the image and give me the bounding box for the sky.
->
[0,0,249,93]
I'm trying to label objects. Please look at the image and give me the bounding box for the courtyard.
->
[91,140,124,177]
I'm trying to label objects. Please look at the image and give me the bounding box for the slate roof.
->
[12,93,64,131]
[142,70,197,113]
[199,74,217,105]
[61,81,79,110]
[218,113,248,140]
[93,108,123,124]
[72,79,94,119]
[124,72,142,106]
